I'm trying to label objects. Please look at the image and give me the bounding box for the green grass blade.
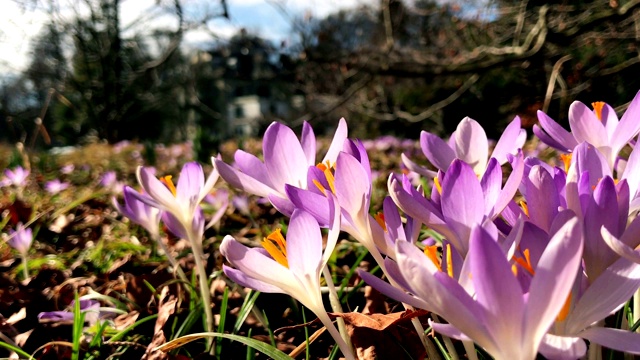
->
[0,341,33,359]
[233,290,260,334]
[215,287,230,357]
[154,332,290,360]
[173,306,203,340]
[71,293,86,360]
[107,314,159,343]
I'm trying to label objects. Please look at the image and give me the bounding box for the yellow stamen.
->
[557,293,572,322]
[424,245,442,272]
[511,264,519,276]
[560,154,572,173]
[592,101,605,121]
[160,175,177,196]
[374,212,387,232]
[434,176,443,195]
[445,243,454,278]
[519,200,529,217]
[262,229,288,268]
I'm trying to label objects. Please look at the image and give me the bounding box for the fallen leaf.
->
[142,288,177,360]
[333,309,430,360]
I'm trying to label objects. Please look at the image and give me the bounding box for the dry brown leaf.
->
[332,309,430,360]
[141,288,177,360]
[113,310,139,331]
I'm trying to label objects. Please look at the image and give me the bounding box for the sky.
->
[0,0,367,76]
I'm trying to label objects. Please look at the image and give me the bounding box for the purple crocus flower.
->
[389,154,524,255]
[285,140,390,257]
[539,251,640,358]
[44,179,70,195]
[220,196,355,360]
[60,164,75,174]
[7,223,33,256]
[113,186,162,239]
[3,166,29,188]
[100,171,122,193]
[213,119,348,214]
[534,91,640,169]
[38,299,101,324]
[133,161,218,241]
[360,217,583,360]
[404,116,526,176]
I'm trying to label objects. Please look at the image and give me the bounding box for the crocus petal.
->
[428,322,472,342]
[539,334,586,360]
[321,194,341,265]
[579,327,640,354]
[401,153,437,178]
[469,225,525,348]
[536,111,578,152]
[136,167,175,210]
[611,90,640,156]
[268,194,296,217]
[454,117,489,173]
[223,265,285,293]
[322,118,348,165]
[233,150,272,185]
[263,122,309,193]
[525,165,559,232]
[286,210,323,277]
[491,150,525,218]
[601,225,640,265]
[420,131,456,171]
[286,185,331,226]
[569,101,607,148]
[214,159,275,198]
[394,241,493,349]
[622,142,640,199]
[357,269,430,310]
[480,158,502,215]
[334,152,370,217]
[524,216,583,347]
[491,116,526,165]
[301,121,317,166]
[440,160,484,253]
[175,162,205,205]
[565,257,640,333]
[220,235,297,293]
[533,124,570,152]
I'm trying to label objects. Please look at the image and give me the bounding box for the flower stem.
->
[188,232,214,353]
[151,233,189,285]
[316,310,356,360]
[369,246,441,360]
[322,265,353,352]
[21,253,29,281]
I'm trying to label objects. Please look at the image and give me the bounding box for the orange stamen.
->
[424,245,442,272]
[512,248,535,276]
[262,229,288,268]
[374,212,387,231]
[560,154,572,173]
[592,101,605,121]
[160,175,177,196]
[557,293,572,322]
[519,200,529,217]
[314,161,336,195]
